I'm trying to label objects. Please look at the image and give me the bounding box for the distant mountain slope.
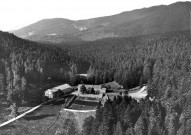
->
[11,1,191,43]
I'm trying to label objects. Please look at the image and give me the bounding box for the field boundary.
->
[64,108,96,112]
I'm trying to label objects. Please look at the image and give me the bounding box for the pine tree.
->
[98,122,109,135]
[69,71,76,86]
[62,118,79,135]
[114,122,123,135]
[165,110,178,135]
[0,73,5,95]
[123,106,133,130]
[82,116,95,135]
[21,76,27,102]
[71,64,77,74]
[6,66,13,103]
[125,127,135,135]
[134,116,145,135]
[148,106,157,135]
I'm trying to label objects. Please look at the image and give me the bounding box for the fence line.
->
[64,108,96,113]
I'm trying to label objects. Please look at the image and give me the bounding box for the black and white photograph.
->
[0,0,191,134]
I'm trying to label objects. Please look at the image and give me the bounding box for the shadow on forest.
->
[0,124,16,130]
[46,99,65,106]
[23,114,55,121]
[0,104,9,109]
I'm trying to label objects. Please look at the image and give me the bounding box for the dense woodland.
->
[60,30,191,135]
[1,30,191,134]
[0,31,89,106]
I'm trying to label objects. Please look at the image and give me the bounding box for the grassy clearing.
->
[0,97,69,135]
[0,96,10,124]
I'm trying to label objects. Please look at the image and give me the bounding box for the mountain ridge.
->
[11,1,191,43]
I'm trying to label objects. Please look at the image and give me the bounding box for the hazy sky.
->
[0,0,189,31]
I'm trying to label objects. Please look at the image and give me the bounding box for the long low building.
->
[78,84,106,94]
[45,84,72,99]
[75,84,106,98]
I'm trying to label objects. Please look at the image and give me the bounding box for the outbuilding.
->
[45,84,72,99]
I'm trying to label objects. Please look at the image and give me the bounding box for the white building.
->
[45,84,72,99]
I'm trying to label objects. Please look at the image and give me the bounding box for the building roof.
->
[77,74,88,77]
[52,84,71,90]
[103,81,123,89]
[45,84,71,98]
[78,84,103,90]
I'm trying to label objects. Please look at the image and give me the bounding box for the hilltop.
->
[11,1,191,43]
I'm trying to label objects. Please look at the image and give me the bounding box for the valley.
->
[0,80,147,134]
[0,1,191,135]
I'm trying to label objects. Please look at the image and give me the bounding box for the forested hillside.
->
[59,30,191,135]
[12,2,191,43]
[0,31,89,105]
[1,29,191,134]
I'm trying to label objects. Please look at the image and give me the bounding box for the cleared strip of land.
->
[0,99,57,128]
